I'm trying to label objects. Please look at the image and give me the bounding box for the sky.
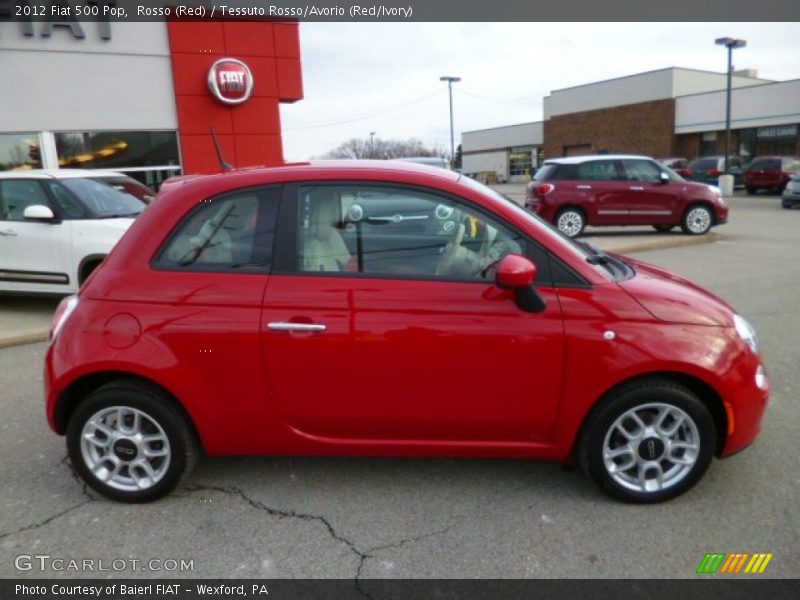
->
[279,22,800,161]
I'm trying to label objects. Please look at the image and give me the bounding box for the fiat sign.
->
[208,58,254,106]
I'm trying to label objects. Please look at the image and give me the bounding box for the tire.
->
[555,207,585,238]
[579,379,716,503]
[746,186,756,195]
[680,204,713,235]
[652,224,673,232]
[66,379,198,502]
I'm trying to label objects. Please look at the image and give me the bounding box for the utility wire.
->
[284,90,445,131]
[456,88,540,102]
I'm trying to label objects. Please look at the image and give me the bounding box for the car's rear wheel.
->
[681,204,713,235]
[652,224,673,232]
[579,379,715,503]
[66,380,197,502]
[555,207,585,238]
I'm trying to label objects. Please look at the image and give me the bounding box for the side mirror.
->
[23,205,56,221]
[659,172,670,185]
[495,254,547,314]
[496,253,537,289]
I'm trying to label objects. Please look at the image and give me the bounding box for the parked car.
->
[683,156,745,188]
[744,156,800,194]
[46,161,768,504]
[525,155,728,237]
[656,157,688,171]
[0,170,147,294]
[781,173,800,209]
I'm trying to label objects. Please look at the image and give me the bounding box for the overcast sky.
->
[279,22,800,161]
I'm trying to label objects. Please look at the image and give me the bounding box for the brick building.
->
[463,67,800,182]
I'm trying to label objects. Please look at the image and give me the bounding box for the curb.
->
[591,231,722,255]
[0,332,49,350]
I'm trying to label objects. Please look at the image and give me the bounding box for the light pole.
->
[715,37,746,174]
[440,76,461,168]
[369,131,376,158]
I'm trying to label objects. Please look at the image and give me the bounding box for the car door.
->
[0,178,74,292]
[618,159,676,225]
[574,159,628,224]
[261,182,566,443]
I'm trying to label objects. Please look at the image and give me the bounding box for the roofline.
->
[675,76,800,100]
[548,66,774,95]
[463,121,544,135]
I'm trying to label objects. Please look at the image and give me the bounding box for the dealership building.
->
[463,67,800,182]
[0,18,303,188]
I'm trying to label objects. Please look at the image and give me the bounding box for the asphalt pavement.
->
[0,191,797,580]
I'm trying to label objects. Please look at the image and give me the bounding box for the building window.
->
[738,128,756,161]
[0,133,43,171]
[756,125,798,157]
[701,132,717,156]
[509,147,533,177]
[55,130,181,191]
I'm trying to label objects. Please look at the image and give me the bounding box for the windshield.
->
[60,178,146,218]
[94,176,156,204]
[456,174,628,281]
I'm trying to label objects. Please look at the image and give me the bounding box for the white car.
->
[0,170,150,295]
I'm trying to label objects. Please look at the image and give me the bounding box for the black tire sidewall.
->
[66,384,191,503]
[583,383,716,503]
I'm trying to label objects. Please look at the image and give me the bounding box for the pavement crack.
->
[0,500,91,541]
[61,454,95,500]
[185,484,458,596]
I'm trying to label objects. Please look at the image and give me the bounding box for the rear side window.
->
[153,187,280,273]
[749,159,780,170]
[576,160,620,181]
[533,164,559,181]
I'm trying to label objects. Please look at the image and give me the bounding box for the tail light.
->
[535,183,555,200]
[678,168,692,177]
[50,295,79,342]
[708,169,722,177]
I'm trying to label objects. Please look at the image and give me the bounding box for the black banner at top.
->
[0,0,798,22]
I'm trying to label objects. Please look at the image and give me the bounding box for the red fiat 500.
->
[45,162,768,503]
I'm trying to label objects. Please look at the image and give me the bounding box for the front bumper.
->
[782,189,800,207]
[719,356,770,457]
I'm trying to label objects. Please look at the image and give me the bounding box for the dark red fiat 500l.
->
[45,162,769,503]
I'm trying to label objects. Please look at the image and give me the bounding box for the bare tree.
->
[321,137,449,160]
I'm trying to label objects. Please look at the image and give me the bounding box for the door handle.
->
[0,229,18,236]
[267,322,327,332]
[629,186,645,191]
[577,185,592,190]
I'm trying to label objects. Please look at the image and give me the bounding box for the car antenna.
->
[210,125,234,172]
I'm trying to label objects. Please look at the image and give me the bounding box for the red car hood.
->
[616,256,735,327]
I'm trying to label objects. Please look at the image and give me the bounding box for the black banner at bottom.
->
[4,579,799,600]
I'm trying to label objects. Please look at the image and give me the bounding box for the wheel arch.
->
[54,371,205,453]
[571,370,728,460]
[78,253,107,286]
[683,200,717,224]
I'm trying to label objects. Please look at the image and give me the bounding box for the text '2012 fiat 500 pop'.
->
[45,161,769,503]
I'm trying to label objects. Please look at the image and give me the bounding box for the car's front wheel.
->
[555,207,585,238]
[579,379,716,503]
[66,380,197,502]
[681,204,713,235]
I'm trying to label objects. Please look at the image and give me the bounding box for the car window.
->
[0,179,50,221]
[296,184,524,282]
[688,158,717,170]
[44,181,89,219]
[59,178,144,218]
[533,164,559,181]
[621,159,663,183]
[576,160,619,181]
[95,176,156,203]
[153,187,280,272]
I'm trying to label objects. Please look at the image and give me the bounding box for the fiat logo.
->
[208,58,254,106]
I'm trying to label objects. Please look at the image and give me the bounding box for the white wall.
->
[0,22,177,132]
[462,151,508,177]
[675,80,800,134]
[543,67,771,119]
[462,122,543,152]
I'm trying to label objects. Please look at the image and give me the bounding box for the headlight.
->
[733,314,758,353]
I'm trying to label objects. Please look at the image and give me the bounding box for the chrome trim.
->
[629,210,672,215]
[577,185,592,190]
[597,210,628,215]
[629,186,645,191]
[267,322,327,332]
[370,214,429,222]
